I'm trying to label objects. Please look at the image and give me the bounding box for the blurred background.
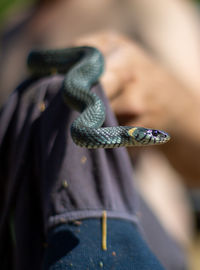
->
[1,0,200,269]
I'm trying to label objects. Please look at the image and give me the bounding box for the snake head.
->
[128,127,170,146]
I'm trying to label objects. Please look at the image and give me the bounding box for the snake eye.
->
[152,130,159,137]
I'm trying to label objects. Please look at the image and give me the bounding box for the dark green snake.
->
[27,46,170,148]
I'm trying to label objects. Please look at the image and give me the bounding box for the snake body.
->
[28,46,170,148]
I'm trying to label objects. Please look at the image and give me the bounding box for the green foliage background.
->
[0,0,199,26]
[0,0,34,24]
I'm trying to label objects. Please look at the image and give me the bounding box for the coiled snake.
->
[28,46,170,148]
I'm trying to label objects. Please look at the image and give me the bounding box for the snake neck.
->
[71,125,135,148]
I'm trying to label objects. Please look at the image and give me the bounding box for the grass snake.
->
[27,46,170,148]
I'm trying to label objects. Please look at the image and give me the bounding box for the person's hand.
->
[75,31,200,186]
[75,31,198,135]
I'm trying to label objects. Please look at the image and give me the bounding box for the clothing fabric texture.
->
[0,75,187,270]
[44,219,164,270]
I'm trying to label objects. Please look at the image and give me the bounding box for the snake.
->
[27,46,170,148]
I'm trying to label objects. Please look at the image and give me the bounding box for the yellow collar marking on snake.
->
[128,127,137,137]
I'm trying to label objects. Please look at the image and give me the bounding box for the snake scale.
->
[28,46,170,148]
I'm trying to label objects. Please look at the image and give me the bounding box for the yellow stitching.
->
[102,210,107,251]
[39,102,46,112]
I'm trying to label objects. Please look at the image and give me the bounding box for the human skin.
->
[75,31,200,187]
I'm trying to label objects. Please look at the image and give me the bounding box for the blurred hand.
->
[75,31,200,186]
[75,31,198,134]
